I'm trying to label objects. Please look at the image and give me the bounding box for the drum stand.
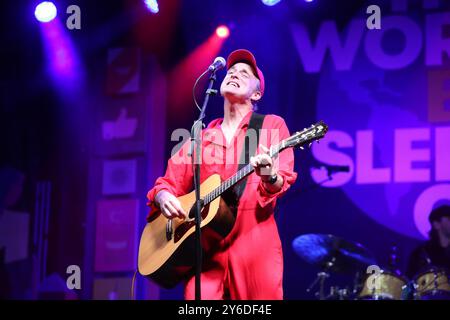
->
[307,257,335,300]
[430,271,439,296]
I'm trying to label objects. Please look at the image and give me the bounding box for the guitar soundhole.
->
[174,204,210,243]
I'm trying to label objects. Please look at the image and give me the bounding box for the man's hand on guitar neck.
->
[155,190,188,220]
[250,144,284,194]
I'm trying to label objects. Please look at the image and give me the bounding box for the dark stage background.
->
[1,0,449,300]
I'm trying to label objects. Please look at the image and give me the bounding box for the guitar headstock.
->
[282,121,329,151]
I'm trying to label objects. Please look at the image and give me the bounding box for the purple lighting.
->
[39,19,83,94]
[35,2,57,23]
[262,0,281,6]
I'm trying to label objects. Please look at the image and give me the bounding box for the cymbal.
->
[292,234,376,274]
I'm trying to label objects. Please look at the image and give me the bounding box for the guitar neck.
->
[203,163,254,206]
[202,143,284,206]
[198,120,328,207]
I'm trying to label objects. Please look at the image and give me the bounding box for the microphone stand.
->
[189,69,219,300]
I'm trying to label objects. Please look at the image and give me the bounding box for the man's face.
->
[433,217,450,238]
[220,62,261,103]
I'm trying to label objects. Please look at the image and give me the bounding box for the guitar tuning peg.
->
[300,146,304,150]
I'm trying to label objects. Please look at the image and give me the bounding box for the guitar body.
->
[138,174,237,288]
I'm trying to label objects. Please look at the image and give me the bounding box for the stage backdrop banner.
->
[94,199,139,272]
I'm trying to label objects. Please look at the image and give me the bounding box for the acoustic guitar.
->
[138,121,329,288]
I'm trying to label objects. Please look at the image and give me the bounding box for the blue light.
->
[35,2,57,23]
[144,0,159,14]
[261,0,282,6]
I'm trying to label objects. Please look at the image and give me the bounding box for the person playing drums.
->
[403,205,450,299]
[406,205,450,278]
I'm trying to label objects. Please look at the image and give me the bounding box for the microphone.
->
[208,57,226,72]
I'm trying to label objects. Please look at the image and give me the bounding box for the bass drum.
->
[357,270,408,300]
[413,268,450,300]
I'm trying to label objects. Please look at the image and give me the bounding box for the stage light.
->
[304,0,314,2]
[216,25,230,39]
[144,0,159,13]
[35,2,57,23]
[261,0,282,6]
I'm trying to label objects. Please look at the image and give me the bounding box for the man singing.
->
[147,49,297,299]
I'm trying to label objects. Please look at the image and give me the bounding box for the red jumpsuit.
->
[147,111,297,300]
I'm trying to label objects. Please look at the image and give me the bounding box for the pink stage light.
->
[216,25,230,39]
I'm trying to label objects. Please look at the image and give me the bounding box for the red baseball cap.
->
[226,49,265,97]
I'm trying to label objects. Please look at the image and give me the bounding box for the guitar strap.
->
[233,112,266,201]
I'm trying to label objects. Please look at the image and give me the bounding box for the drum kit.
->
[292,234,450,300]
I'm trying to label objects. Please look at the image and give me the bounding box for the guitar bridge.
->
[166,219,173,241]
